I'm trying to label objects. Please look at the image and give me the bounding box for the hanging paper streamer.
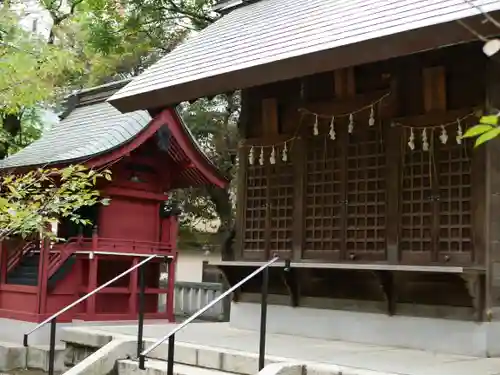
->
[282,142,288,162]
[348,113,354,134]
[369,106,375,127]
[439,125,448,144]
[248,146,255,165]
[408,128,415,150]
[313,115,319,136]
[259,147,264,166]
[422,129,429,151]
[329,116,336,140]
[456,119,463,145]
[270,146,276,165]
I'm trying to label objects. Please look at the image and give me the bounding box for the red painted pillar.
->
[37,237,50,315]
[169,217,179,246]
[87,227,99,318]
[87,255,98,318]
[0,241,7,284]
[128,257,139,318]
[166,252,176,322]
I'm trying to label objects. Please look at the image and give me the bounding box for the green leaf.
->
[475,127,500,147]
[480,115,500,126]
[463,124,494,138]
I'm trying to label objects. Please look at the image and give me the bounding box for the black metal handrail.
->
[23,253,173,375]
[139,256,280,374]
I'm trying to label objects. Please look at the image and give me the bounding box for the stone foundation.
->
[229,302,500,357]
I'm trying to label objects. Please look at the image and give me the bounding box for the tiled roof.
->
[0,85,152,169]
[109,0,500,112]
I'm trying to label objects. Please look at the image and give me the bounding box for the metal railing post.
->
[258,265,269,371]
[167,335,175,375]
[140,257,280,367]
[23,253,167,371]
[48,318,57,375]
[137,262,146,358]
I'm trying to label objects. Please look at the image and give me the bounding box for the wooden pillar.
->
[169,217,178,249]
[291,137,305,261]
[87,255,98,318]
[384,76,401,264]
[128,258,139,317]
[234,147,247,261]
[422,66,447,263]
[0,241,7,284]
[37,237,50,315]
[484,59,500,320]
[91,225,98,251]
[86,225,99,317]
[166,253,176,322]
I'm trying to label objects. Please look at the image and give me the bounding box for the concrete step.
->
[0,342,65,372]
[118,359,239,375]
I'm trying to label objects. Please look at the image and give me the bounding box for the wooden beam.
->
[334,68,356,98]
[422,66,447,112]
[261,98,279,137]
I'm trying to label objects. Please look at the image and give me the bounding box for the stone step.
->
[118,359,239,375]
[0,342,65,372]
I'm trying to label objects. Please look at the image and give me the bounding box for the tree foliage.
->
[81,0,240,232]
[0,165,111,241]
[463,113,500,147]
[174,93,240,231]
[1,0,240,234]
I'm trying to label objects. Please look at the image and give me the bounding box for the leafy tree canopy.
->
[1,0,240,236]
[0,165,111,241]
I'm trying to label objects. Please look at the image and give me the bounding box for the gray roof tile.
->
[109,0,500,111]
[0,102,151,169]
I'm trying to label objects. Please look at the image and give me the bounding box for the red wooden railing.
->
[7,240,39,272]
[4,232,175,281]
[47,237,83,278]
[47,236,173,278]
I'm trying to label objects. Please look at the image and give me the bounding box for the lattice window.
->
[268,159,294,258]
[400,139,433,260]
[304,135,343,260]
[345,126,386,260]
[243,164,267,257]
[437,131,473,263]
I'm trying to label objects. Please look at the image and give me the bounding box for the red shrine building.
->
[0,80,228,324]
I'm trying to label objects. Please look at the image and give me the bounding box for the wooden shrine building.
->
[109,0,500,357]
[0,80,228,325]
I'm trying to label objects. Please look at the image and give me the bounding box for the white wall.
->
[176,250,221,283]
[14,0,57,40]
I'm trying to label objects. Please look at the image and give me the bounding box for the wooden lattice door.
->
[400,132,434,263]
[303,119,387,261]
[241,150,294,260]
[399,128,474,264]
[345,123,387,261]
[268,160,294,257]
[243,163,267,260]
[436,130,473,264]
[304,134,344,260]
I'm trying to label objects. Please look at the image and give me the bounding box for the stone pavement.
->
[78,322,500,375]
